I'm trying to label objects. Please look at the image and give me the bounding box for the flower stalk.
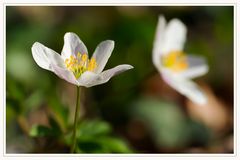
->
[71,86,80,153]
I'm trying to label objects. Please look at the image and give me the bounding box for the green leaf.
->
[29,125,53,137]
[29,117,62,138]
[6,104,16,126]
[77,120,112,138]
[131,97,190,148]
[77,139,103,153]
[64,119,113,149]
[49,116,62,136]
[6,77,25,102]
[48,96,69,132]
[76,136,132,153]
[98,137,132,153]
[23,90,44,112]
[74,119,132,153]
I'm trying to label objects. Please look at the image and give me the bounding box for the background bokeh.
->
[6,6,233,153]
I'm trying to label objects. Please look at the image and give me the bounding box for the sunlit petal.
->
[162,18,187,54]
[50,63,79,85]
[77,71,102,87]
[61,32,88,60]
[178,55,209,79]
[152,15,166,70]
[91,40,114,74]
[162,73,207,105]
[78,64,133,87]
[98,64,133,84]
[32,42,65,71]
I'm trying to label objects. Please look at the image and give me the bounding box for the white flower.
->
[152,15,209,105]
[32,32,133,87]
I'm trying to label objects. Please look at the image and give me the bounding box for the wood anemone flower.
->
[152,15,209,105]
[32,32,133,87]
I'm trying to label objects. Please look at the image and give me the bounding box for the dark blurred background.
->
[6,6,233,153]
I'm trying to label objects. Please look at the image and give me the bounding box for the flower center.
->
[161,50,188,72]
[64,52,97,79]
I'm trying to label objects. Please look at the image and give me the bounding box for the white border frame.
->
[1,0,239,160]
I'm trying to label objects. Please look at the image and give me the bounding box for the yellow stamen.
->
[64,52,97,79]
[162,50,188,72]
[70,55,74,61]
[81,54,88,62]
[77,52,81,58]
[88,58,97,71]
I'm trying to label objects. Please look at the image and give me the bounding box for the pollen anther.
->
[64,53,97,79]
[162,50,188,72]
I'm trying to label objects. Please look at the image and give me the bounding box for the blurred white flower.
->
[32,32,133,87]
[152,15,209,105]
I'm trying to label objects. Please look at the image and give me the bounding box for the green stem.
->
[70,86,80,153]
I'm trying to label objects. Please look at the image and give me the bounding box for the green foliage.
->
[30,125,53,137]
[29,117,62,137]
[131,97,190,148]
[48,96,69,132]
[75,120,132,153]
[131,97,211,149]
[77,120,112,137]
[77,136,131,153]
[29,116,132,153]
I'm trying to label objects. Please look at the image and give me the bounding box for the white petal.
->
[162,73,207,105]
[61,32,88,60]
[101,64,133,78]
[178,55,209,79]
[152,15,166,69]
[97,64,133,84]
[32,42,65,71]
[162,18,187,54]
[50,63,79,86]
[78,64,133,87]
[91,40,114,74]
[77,71,102,88]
